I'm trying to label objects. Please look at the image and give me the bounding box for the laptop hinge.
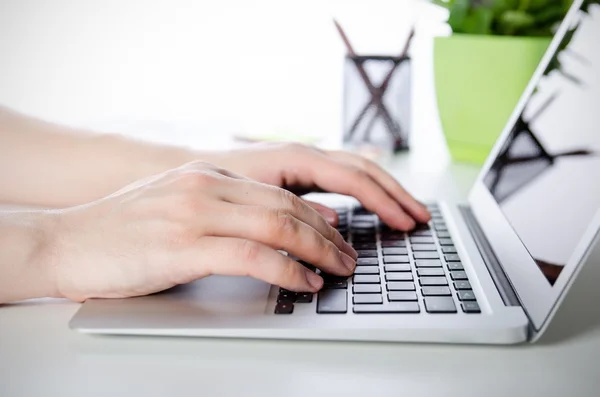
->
[459,205,521,307]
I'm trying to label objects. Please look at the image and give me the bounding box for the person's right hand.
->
[47,161,357,302]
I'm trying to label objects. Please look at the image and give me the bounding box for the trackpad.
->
[149,276,272,316]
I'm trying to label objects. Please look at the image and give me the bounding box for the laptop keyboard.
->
[274,204,481,315]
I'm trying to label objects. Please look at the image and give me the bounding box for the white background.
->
[0,0,448,150]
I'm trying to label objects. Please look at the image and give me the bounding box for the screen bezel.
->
[468,0,600,331]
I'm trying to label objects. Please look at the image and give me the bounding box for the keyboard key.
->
[419,277,448,286]
[353,284,382,294]
[445,254,461,262]
[410,236,434,244]
[385,273,414,282]
[384,264,411,272]
[382,247,408,255]
[357,258,379,266]
[317,289,347,313]
[383,255,410,263]
[321,273,348,289]
[409,230,433,237]
[352,229,376,236]
[421,286,452,296]
[381,231,406,240]
[353,206,372,215]
[353,275,381,284]
[382,241,407,248]
[417,268,445,277]
[357,250,378,258]
[457,290,476,301]
[354,266,380,275]
[352,234,375,242]
[442,246,457,254]
[434,224,448,231]
[277,291,296,302]
[353,294,383,304]
[353,302,420,313]
[352,214,374,222]
[411,244,437,251]
[387,282,416,291]
[450,271,468,280]
[415,260,443,268]
[447,262,464,270]
[461,301,481,313]
[439,238,454,246]
[454,281,472,290]
[275,301,294,314]
[353,242,377,250]
[436,231,451,238]
[388,291,418,301]
[352,221,376,229]
[414,252,440,259]
[295,292,313,303]
[424,297,457,313]
[323,280,348,289]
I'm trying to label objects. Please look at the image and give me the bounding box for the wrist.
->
[0,210,62,303]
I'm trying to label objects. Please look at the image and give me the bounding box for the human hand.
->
[47,161,357,302]
[202,143,431,230]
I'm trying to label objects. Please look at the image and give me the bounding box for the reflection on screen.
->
[483,4,600,285]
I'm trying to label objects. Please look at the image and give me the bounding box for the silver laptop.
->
[70,0,600,344]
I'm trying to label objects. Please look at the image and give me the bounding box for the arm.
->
[0,105,194,207]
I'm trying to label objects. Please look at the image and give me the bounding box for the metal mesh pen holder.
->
[343,55,411,153]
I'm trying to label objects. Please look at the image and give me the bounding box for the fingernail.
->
[305,270,323,290]
[325,213,337,225]
[340,251,356,272]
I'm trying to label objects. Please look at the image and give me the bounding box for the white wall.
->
[0,0,447,149]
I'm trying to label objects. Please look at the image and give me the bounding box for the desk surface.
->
[2,153,600,397]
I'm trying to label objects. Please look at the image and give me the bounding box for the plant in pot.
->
[432,0,574,165]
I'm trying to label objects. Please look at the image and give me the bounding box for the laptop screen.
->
[483,3,600,286]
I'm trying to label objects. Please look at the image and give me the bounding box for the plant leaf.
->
[462,7,495,34]
[498,10,535,35]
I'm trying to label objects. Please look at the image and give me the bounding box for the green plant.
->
[433,0,573,36]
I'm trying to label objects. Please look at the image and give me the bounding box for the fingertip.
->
[305,270,324,291]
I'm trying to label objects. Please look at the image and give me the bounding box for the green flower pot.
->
[434,34,552,164]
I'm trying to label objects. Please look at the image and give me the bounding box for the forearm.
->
[0,210,59,303]
[0,106,196,207]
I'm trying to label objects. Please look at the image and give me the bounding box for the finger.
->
[328,151,431,223]
[296,156,417,231]
[204,203,355,276]
[178,237,324,292]
[214,178,356,259]
[303,200,338,226]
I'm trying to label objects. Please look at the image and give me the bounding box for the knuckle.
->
[352,167,369,180]
[237,240,262,265]
[177,171,219,190]
[279,189,302,211]
[273,209,298,238]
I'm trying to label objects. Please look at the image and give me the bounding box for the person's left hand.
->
[201,143,431,230]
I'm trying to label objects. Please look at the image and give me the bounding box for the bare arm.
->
[0,105,194,207]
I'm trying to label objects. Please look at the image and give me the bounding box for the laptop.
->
[69,0,600,344]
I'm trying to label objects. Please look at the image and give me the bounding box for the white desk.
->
[2,150,600,397]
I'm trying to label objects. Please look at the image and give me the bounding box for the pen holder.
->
[343,55,411,154]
